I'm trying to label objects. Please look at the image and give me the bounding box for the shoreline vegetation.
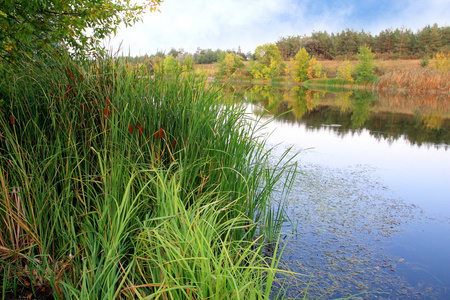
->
[0,52,299,299]
[204,59,450,95]
[124,24,450,94]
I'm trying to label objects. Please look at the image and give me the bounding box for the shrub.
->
[432,52,450,71]
[216,52,245,77]
[337,60,354,83]
[420,55,430,67]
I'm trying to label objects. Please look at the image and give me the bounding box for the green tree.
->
[250,43,282,79]
[0,0,162,60]
[276,35,301,59]
[355,45,376,84]
[292,47,311,82]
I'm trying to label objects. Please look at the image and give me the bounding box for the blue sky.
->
[108,0,450,56]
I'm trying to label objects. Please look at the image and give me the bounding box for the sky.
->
[108,0,450,57]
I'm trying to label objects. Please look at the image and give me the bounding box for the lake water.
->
[227,83,450,299]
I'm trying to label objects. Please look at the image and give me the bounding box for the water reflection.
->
[223,83,450,148]
[222,83,450,298]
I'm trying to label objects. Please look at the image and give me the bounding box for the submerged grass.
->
[0,51,298,299]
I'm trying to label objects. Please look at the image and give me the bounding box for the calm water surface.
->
[230,84,450,299]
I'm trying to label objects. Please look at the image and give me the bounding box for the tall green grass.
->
[0,51,297,299]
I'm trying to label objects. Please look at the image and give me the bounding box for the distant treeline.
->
[126,24,450,64]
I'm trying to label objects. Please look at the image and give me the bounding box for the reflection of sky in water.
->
[249,104,450,299]
[259,115,450,218]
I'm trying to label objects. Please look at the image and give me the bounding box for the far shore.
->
[197,59,450,94]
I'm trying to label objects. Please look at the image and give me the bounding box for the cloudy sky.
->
[108,0,450,56]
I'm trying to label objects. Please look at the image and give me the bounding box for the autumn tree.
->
[337,60,354,83]
[0,0,162,60]
[432,52,450,72]
[217,52,244,77]
[292,47,311,82]
[250,43,282,79]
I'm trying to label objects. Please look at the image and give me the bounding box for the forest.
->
[126,24,450,64]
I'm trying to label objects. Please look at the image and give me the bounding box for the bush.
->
[420,55,430,67]
[337,60,354,83]
[432,52,450,71]
[216,52,245,77]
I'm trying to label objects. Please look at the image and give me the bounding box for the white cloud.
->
[107,0,450,57]
[109,0,304,55]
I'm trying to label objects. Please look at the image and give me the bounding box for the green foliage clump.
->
[0,0,162,60]
[355,45,377,84]
[164,54,181,75]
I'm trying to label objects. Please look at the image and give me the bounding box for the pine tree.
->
[355,45,376,84]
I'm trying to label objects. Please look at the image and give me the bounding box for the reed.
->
[0,51,298,299]
[374,68,450,93]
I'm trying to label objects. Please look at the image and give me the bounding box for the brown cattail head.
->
[65,84,72,98]
[139,126,144,135]
[67,67,75,82]
[172,139,176,148]
[10,115,14,125]
[159,128,164,139]
[136,120,140,128]
[104,107,109,119]
[129,124,133,134]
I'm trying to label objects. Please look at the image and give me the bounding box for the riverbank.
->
[197,59,450,94]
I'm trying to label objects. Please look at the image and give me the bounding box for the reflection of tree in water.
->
[289,86,308,119]
[422,113,443,130]
[223,83,450,148]
[250,85,286,115]
[335,90,353,113]
[350,91,374,127]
